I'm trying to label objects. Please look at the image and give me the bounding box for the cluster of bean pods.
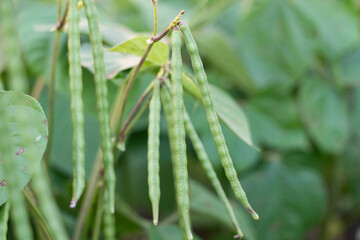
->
[146,22,259,239]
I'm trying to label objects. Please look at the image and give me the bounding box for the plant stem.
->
[115,10,185,136]
[44,0,68,164]
[23,187,55,240]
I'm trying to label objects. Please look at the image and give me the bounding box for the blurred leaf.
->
[147,224,183,240]
[109,36,169,66]
[235,0,313,92]
[39,90,99,178]
[209,84,257,150]
[80,43,143,79]
[0,91,48,206]
[196,28,254,93]
[189,179,257,239]
[334,46,360,88]
[243,162,327,240]
[245,95,309,151]
[298,78,349,154]
[18,2,57,77]
[296,0,360,60]
[79,17,136,46]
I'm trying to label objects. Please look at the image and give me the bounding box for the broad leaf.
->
[0,91,48,206]
[296,0,360,60]
[243,162,327,240]
[235,0,314,92]
[245,94,309,151]
[209,85,257,150]
[334,46,360,88]
[80,43,143,79]
[109,36,169,66]
[298,78,349,154]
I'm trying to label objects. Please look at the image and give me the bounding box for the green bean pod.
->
[103,189,116,240]
[0,0,28,92]
[183,110,243,238]
[82,0,116,213]
[147,78,161,226]
[179,23,258,220]
[0,95,33,240]
[32,163,69,240]
[171,29,193,240]
[68,0,85,208]
[0,203,10,239]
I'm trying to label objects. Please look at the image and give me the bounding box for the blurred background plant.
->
[1,0,360,239]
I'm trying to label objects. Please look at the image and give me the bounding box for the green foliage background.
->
[1,0,360,239]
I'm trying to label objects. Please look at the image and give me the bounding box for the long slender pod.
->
[171,29,193,240]
[31,163,69,239]
[0,203,10,239]
[160,84,190,240]
[103,189,116,240]
[148,78,161,226]
[68,0,85,208]
[82,0,116,213]
[179,23,258,220]
[183,109,243,238]
[0,0,27,92]
[0,97,33,240]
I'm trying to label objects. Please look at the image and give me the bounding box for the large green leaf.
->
[298,78,349,154]
[196,28,254,93]
[243,162,327,240]
[235,0,314,92]
[189,179,257,239]
[296,0,360,60]
[245,94,309,151]
[109,36,169,66]
[0,91,48,206]
[334,46,360,88]
[80,43,143,79]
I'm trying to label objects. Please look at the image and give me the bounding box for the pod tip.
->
[70,199,78,208]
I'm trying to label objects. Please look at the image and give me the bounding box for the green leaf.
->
[209,84,257,150]
[298,78,349,154]
[196,28,254,93]
[245,94,309,151]
[235,0,314,92]
[243,162,327,240]
[0,91,48,206]
[189,179,257,239]
[296,0,360,60]
[334,46,360,88]
[109,36,169,66]
[80,43,144,79]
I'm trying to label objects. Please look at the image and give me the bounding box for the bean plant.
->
[0,0,261,239]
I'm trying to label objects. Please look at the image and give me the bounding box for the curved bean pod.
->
[0,203,10,239]
[0,96,33,240]
[183,109,243,238]
[82,0,116,213]
[171,29,193,240]
[179,23,258,220]
[68,0,85,208]
[148,78,161,226]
